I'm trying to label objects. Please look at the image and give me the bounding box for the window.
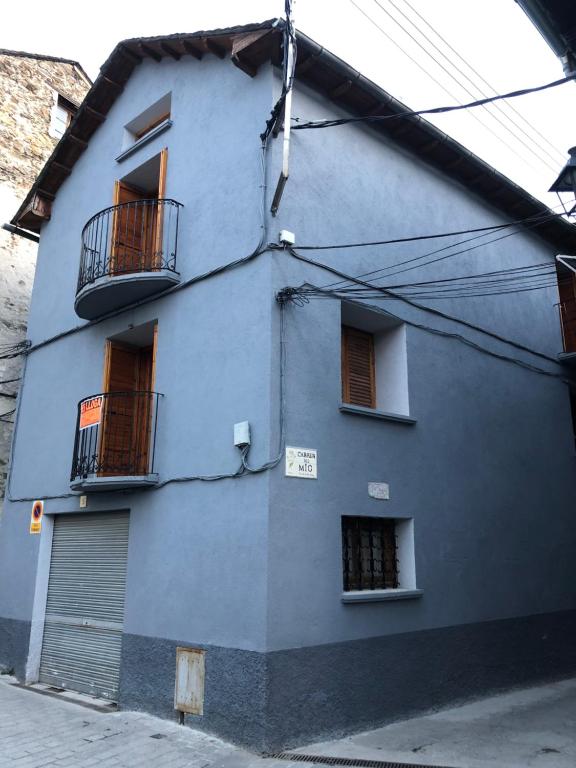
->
[341,516,418,598]
[123,93,172,151]
[49,93,77,139]
[342,516,398,591]
[341,303,410,417]
[341,326,376,408]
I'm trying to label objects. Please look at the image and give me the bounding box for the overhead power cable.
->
[370,0,560,172]
[396,0,566,165]
[292,70,576,131]
[283,246,560,364]
[295,210,570,251]
[320,209,563,290]
[280,285,564,380]
[346,0,544,173]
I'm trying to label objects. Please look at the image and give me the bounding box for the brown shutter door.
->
[342,326,376,408]
[100,343,154,476]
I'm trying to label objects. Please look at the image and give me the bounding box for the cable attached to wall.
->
[282,246,563,365]
[5,130,287,504]
[279,282,567,381]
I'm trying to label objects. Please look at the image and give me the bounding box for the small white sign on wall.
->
[285,446,318,479]
[368,482,390,500]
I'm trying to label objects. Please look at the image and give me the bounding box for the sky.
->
[3,0,574,208]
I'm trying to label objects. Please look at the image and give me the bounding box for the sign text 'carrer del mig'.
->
[285,446,318,479]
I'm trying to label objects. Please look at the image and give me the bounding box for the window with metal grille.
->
[342,516,399,591]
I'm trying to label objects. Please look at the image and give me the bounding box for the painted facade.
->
[0,22,575,752]
[0,51,90,500]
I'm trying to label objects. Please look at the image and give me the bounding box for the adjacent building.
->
[1,20,576,752]
[0,50,91,498]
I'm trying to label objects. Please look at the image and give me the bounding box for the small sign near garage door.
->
[29,500,44,534]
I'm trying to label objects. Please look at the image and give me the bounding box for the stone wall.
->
[0,53,90,501]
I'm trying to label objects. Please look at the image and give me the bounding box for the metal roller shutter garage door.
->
[39,512,130,701]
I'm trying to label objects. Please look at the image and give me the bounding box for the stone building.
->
[0,50,90,499]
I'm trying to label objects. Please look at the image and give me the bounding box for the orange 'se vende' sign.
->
[79,396,103,430]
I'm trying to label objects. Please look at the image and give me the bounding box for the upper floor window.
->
[49,93,77,139]
[341,303,410,417]
[123,93,172,151]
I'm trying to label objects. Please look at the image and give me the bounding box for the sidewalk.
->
[0,676,286,768]
[2,674,576,768]
[294,677,576,768]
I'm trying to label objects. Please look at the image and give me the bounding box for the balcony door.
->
[99,336,156,476]
[111,148,167,276]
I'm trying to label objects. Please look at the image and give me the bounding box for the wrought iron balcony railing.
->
[77,199,182,293]
[71,391,161,485]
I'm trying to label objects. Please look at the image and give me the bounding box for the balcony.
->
[75,199,182,320]
[70,391,162,491]
[558,299,576,366]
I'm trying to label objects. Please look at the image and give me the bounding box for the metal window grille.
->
[342,516,398,591]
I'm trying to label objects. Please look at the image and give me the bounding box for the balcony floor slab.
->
[558,352,576,367]
[70,474,159,492]
[75,270,180,320]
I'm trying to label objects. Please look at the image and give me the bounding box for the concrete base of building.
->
[3,610,576,752]
[0,617,30,679]
[119,610,576,752]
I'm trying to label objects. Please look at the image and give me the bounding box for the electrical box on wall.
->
[234,421,251,448]
[174,647,205,716]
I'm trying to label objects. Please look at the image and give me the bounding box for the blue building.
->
[1,19,576,752]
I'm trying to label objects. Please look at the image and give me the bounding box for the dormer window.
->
[49,93,77,139]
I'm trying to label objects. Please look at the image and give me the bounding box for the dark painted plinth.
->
[0,617,30,679]
[118,610,576,752]
[267,610,576,749]
[119,633,268,751]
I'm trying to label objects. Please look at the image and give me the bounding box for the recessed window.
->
[49,93,77,139]
[123,93,172,150]
[341,303,409,416]
[342,516,398,591]
[341,516,417,594]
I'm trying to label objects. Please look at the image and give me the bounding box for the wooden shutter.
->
[100,342,154,475]
[111,181,148,275]
[153,148,168,267]
[341,325,376,408]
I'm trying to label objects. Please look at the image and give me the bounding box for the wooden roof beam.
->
[139,43,162,62]
[68,134,88,148]
[296,51,322,75]
[160,42,181,60]
[231,29,273,77]
[330,79,354,99]
[52,162,72,176]
[183,40,203,59]
[84,105,106,123]
[118,45,142,64]
[205,39,226,59]
[101,74,124,91]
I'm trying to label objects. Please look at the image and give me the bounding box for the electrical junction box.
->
[234,421,251,448]
[174,647,205,715]
[279,229,295,245]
